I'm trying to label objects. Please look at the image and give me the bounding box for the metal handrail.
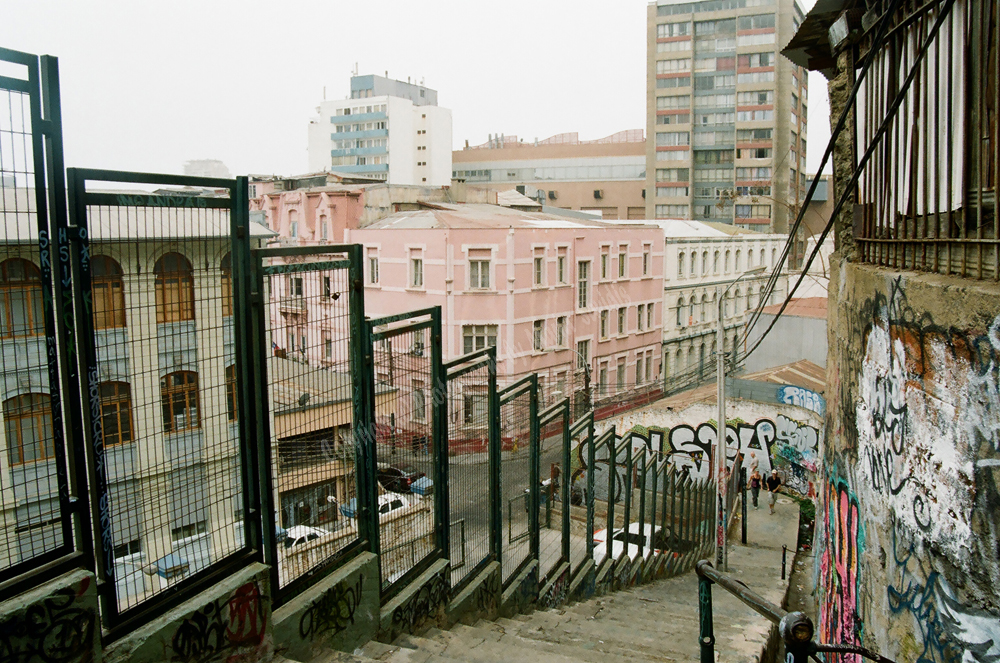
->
[695,560,896,663]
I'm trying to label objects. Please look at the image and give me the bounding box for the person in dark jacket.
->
[749,469,762,508]
[766,469,782,514]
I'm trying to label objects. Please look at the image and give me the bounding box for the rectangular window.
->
[647,303,655,329]
[656,168,690,182]
[656,204,690,218]
[469,259,490,289]
[657,21,690,38]
[656,76,691,89]
[289,277,303,296]
[737,71,775,84]
[618,248,627,278]
[737,90,774,105]
[737,110,774,122]
[737,53,775,69]
[600,310,608,339]
[556,316,566,347]
[657,113,691,125]
[636,355,644,385]
[171,521,207,542]
[577,261,590,309]
[656,95,690,110]
[533,320,545,351]
[412,382,426,421]
[324,331,332,359]
[637,304,645,331]
[533,256,544,285]
[657,185,689,197]
[368,254,379,284]
[617,308,626,335]
[694,150,734,165]
[576,340,590,370]
[737,33,776,46]
[657,40,691,53]
[656,150,690,162]
[737,128,773,141]
[656,131,690,146]
[322,276,332,299]
[736,147,773,159]
[656,59,690,74]
[738,13,775,30]
[600,249,609,280]
[642,247,650,275]
[410,257,423,287]
[616,359,626,391]
[599,365,608,396]
[736,167,772,180]
[557,252,567,283]
[463,325,497,354]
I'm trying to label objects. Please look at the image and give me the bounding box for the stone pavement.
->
[278,494,800,663]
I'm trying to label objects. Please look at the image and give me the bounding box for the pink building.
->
[347,204,664,412]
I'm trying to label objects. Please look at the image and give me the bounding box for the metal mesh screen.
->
[567,429,588,572]
[445,359,492,588]
[261,256,358,589]
[75,190,248,615]
[537,408,566,580]
[371,323,436,591]
[499,388,532,585]
[0,55,72,577]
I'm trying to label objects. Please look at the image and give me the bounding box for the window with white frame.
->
[556,316,566,347]
[469,257,490,289]
[533,255,544,286]
[410,253,423,287]
[636,354,644,385]
[367,248,379,284]
[600,247,609,280]
[600,310,608,339]
[577,261,590,309]
[576,341,590,370]
[647,303,655,330]
[557,249,567,283]
[533,319,545,351]
[643,246,650,276]
[637,304,645,331]
[617,307,626,335]
[463,325,497,354]
[618,246,628,278]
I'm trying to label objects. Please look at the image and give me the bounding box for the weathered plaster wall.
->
[822,259,1000,663]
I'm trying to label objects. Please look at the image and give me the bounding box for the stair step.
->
[391,633,449,656]
[358,640,402,660]
[309,650,379,663]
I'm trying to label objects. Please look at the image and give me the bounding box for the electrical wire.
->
[739,0,909,346]
[735,0,958,363]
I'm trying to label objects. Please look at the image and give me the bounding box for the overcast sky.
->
[3,0,829,179]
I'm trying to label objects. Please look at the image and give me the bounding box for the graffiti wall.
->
[823,264,1000,663]
[589,401,822,501]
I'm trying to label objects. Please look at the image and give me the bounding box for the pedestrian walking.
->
[749,469,762,509]
[766,469,782,514]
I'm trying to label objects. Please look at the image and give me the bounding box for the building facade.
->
[659,220,788,391]
[346,205,665,416]
[308,75,452,186]
[646,0,809,232]
[452,131,647,220]
[785,1,1000,660]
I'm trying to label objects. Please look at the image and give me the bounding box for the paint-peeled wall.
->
[822,261,1000,663]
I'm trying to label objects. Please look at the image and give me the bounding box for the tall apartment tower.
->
[308,75,453,186]
[645,0,808,233]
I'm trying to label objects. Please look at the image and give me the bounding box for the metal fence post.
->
[561,405,571,563]
[585,416,596,562]
[529,375,540,562]
[637,451,647,558]
[431,307,449,561]
[699,573,715,663]
[488,347,501,562]
[605,433,617,562]
[623,443,633,544]
[741,468,748,545]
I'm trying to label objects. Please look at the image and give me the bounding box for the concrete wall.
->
[743,312,827,373]
[822,259,1000,662]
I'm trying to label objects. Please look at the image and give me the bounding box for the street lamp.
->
[716,265,767,571]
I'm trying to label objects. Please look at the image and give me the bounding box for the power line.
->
[736,0,958,363]
[739,0,909,347]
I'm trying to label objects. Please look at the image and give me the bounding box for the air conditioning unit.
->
[548,190,558,201]
[594,189,603,199]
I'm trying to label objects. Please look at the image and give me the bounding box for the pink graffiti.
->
[820,481,862,663]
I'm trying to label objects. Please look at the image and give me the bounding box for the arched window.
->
[100,382,133,446]
[92,256,125,329]
[759,249,766,266]
[0,258,44,338]
[735,250,741,271]
[725,250,731,273]
[747,287,755,310]
[161,371,200,433]
[700,294,708,322]
[678,253,685,278]
[689,251,697,277]
[734,289,742,315]
[748,249,754,267]
[4,393,53,465]
[677,297,685,327]
[723,293,730,318]
[226,365,237,422]
[221,253,233,318]
[771,248,777,267]
[713,250,720,273]
[288,209,298,238]
[154,253,195,323]
[702,251,709,275]
[689,298,696,322]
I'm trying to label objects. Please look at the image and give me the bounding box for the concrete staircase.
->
[284,553,782,663]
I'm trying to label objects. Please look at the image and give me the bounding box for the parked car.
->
[283,525,331,549]
[340,492,415,520]
[592,523,692,562]
[377,464,433,495]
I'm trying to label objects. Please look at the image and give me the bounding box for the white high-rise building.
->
[308,75,452,186]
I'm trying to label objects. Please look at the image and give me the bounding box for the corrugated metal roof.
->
[759,296,828,319]
[361,203,659,231]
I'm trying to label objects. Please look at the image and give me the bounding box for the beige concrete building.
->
[646,0,809,233]
[452,131,646,220]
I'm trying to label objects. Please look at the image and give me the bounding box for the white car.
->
[592,523,685,563]
[283,525,332,549]
[340,492,415,521]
